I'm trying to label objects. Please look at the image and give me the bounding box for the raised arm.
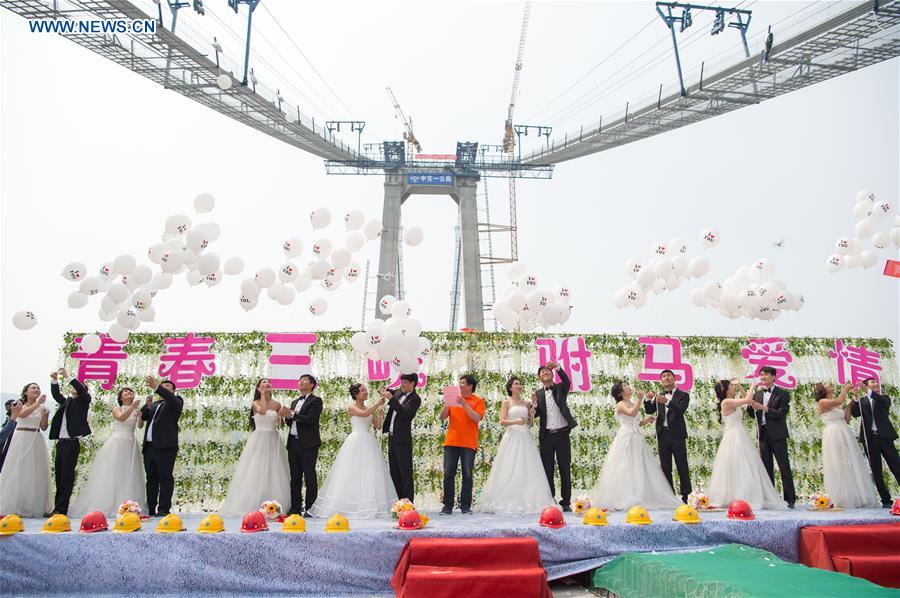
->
[153,383,184,415]
[49,371,66,405]
[818,384,850,412]
[61,368,91,405]
[643,391,658,415]
[617,399,642,418]
[113,399,142,422]
[14,395,47,419]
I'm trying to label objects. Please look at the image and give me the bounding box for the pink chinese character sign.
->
[158,333,217,390]
[535,336,592,392]
[266,333,317,390]
[367,358,427,389]
[829,339,882,385]
[740,337,797,389]
[637,337,694,391]
[70,334,128,390]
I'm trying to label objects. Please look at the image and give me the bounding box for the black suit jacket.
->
[535,368,578,440]
[49,378,92,440]
[382,389,421,444]
[746,386,791,440]
[285,394,322,449]
[644,388,690,439]
[851,392,897,441]
[141,385,184,449]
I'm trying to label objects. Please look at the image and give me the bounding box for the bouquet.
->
[391,498,415,519]
[687,491,712,510]
[259,500,285,521]
[117,499,147,520]
[573,495,592,516]
[811,492,835,510]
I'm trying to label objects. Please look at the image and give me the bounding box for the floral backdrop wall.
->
[59,331,898,512]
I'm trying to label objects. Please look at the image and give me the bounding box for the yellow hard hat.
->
[419,514,430,529]
[282,514,307,533]
[42,513,72,533]
[197,514,225,534]
[0,514,24,535]
[673,504,701,524]
[155,513,185,533]
[625,505,652,525]
[582,507,608,526]
[113,512,142,533]
[325,513,350,533]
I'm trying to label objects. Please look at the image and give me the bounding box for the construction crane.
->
[386,86,422,157]
[502,2,532,262]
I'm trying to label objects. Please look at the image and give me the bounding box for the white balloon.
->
[666,275,682,291]
[321,276,342,292]
[216,73,233,90]
[379,294,397,315]
[507,262,527,282]
[138,305,156,322]
[205,271,222,287]
[312,238,333,259]
[391,300,411,318]
[835,237,854,255]
[506,290,527,312]
[279,262,299,283]
[195,222,221,242]
[690,288,708,307]
[856,189,876,203]
[98,262,114,281]
[130,265,152,285]
[404,227,424,246]
[860,249,877,269]
[417,337,432,356]
[148,244,166,264]
[891,227,900,247]
[625,258,643,279]
[79,333,102,354]
[613,289,628,309]
[236,279,259,300]
[197,253,221,276]
[343,232,365,254]
[152,272,173,290]
[625,286,645,306]
[108,323,129,343]
[688,256,710,278]
[255,268,276,288]
[117,308,139,330]
[186,229,209,253]
[636,268,656,288]
[703,281,722,301]
[193,192,215,213]
[78,277,103,296]
[132,290,152,310]
[855,217,877,239]
[160,250,183,274]
[669,238,687,255]
[653,258,673,278]
[344,263,362,283]
[309,297,328,315]
[224,257,245,275]
[344,210,365,231]
[330,248,352,269]
[98,308,116,322]
[239,294,259,311]
[872,200,893,222]
[283,238,303,258]
[308,260,331,280]
[651,241,667,256]
[826,254,843,273]
[363,219,383,240]
[186,270,204,286]
[721,293,740,312]
[112,255,136,276]
[61,261,88,282]
[292,276,312,292]
[67,291,89,309]
[165,214,191,235]
[107,283,129,303]
[276,285,296,305]
[672,255,689,278]
[701,227,720,249]
[852,200,872,221]
[310,208,332,230]
[872,232,890,249]
[845,253,862,269]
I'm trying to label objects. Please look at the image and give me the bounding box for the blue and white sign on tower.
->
[407,173,454,186]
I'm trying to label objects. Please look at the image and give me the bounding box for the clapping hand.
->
[50,370,58,382]
[59,367,68,380]
[545,361,559,370]
[381,388,393,400]
[37,394,47,405]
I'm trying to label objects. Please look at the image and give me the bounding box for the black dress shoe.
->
[439,508,452,515]
[302,511,312,518]
[148,511,157,518]
[787,503,795,509]
[561,505,572,512]
[42,513,53,518]
[882,501,893,508]
[157,511,171,517]
[461,508,473,515]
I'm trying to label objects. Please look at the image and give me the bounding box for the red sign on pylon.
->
[883,260,900,279]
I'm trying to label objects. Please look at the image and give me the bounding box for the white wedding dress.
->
[476,404,555,514]
[0,406,52,517]
[219,410,291,517]
[71,409,147,517]
[309,414,397,518]
[590,410,682,510]
[707,411,787,511]
[821,406,879,508]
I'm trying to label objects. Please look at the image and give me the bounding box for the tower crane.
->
[386,86,422,157]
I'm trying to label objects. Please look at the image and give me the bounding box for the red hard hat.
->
[539,506,565,529]
[79,511,109,533]
[891,498,900,516]
[397,510,424,531]
[241,510,269,533]
[727,499,756,520]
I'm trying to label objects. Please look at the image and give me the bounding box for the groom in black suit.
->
[851,378,900,507]
[643,369,692,503]
[49,367,92,515]
[141,376,184,517]
[382,373,421,503]
[747,366,796,507]
[282,374,322,516]
[534,361,578,511]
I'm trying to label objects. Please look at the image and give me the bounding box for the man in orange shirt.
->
[439,374,485,515]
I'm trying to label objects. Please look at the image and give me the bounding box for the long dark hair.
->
[610,381,625,403]
[714,380,730,423]
[349,383,364,400]
[813,383,828,402]
[505,376,520,397]
[249,378,269,431]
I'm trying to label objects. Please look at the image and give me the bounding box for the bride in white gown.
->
[707,380,787,511]
[0,383,52,517]
[590,382,682,510]
[476,377,555,514]
[310,383,397,518]
[814,382,878,508]
[71,387,147,517]
[219,379,291,517]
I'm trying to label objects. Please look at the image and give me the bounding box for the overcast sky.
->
[2,1,897,394]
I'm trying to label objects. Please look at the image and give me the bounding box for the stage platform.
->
[1,508,895,596]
